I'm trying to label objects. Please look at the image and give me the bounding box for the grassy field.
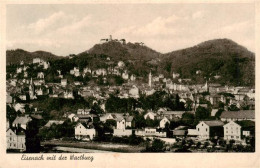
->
[41,140,145,153]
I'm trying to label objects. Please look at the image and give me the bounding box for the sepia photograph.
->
[5,2,256,155]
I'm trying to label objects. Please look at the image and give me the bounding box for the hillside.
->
[6,49,63,65]
[160,39,255,86]
[6,39,255,86]
[86,41,161,62]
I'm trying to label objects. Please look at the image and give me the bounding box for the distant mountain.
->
[6,49,63,65]
[160,39,255,86]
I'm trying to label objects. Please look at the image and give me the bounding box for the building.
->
[6,128,26,152]
[116,116,134,130]
[196,120,224,139]
[148,71,152,87]
[33,58,41,64]
[144,111,157,120]
[75,122,97,141]
[220,110,255,122]
[61,79,67,87]
[159,117,170,128]
[12,116,32,130]
[223,121,241,141]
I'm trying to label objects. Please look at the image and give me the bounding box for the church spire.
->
[148,70,152,87]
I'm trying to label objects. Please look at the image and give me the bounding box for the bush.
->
[144,139,166,152]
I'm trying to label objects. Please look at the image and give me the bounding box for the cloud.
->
[116,14,180,37]
[27,11,67,34]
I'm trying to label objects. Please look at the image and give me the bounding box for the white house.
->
[144,111,156,120]
[12,116,32,130]
[68,113,79,122]
[129,85,139,98]
[6,128,26,151]
[75,123,97,141]
[37,72,44,79]
[196,120,224,139]
[33,58,41,64]
[223,121,241,141]
[159,117,170,128]
[61,79,67,87]
[116,116,133,130]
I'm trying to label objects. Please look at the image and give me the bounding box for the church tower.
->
[205,80,209,92]
[148,71,152,87]
[29,78,35,100]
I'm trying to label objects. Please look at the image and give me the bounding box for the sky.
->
[6,3,255,56]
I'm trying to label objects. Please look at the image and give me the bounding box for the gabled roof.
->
[12,116,32,125]
[30,114,43,120]
[44,120,64,127]
[202,120,224,127]
[173,130,186,136]
[220,110,255,119]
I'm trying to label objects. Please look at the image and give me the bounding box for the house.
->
[75,122,97,141]
[144,111,157,120]
[13,103,25,113]
[99,113,124,122]
[129,85,139,98]
[12,116,32,130]
[77,108,91,115]
[116,116,134,130]
[6,93,13,104]
[196,120,224,139]
[157,111,191,120]
[172,130,187,138]
[33,58,41,64]
[223,121,241,141]
[220,110,255,122]
[187,129,198,137]
[237,120,255,138]
[6,128,26,151]
[61,79,67,87]
[68,113,79,122]
[37,72,44,79]
[159,117,170,128]
[63,90,74,99]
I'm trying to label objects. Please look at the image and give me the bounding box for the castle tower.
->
[148,71,152,87]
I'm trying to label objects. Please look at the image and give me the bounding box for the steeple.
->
[148,70,152,87]
[205,80,209,92]
[29,78,35,100]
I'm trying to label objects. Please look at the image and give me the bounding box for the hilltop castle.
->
[100,35,126,45]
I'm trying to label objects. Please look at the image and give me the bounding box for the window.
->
[206,128,207,132]
[202,124,203,126]
[198,128,200,131]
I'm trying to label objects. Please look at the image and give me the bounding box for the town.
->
[6,37,255,153]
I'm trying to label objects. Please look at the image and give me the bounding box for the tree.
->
[25,120,41,153]
[145,139,165,152]
[195,106,210,120]
[181,113,195,126]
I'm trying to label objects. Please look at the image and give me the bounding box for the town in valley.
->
[6,36,255,153]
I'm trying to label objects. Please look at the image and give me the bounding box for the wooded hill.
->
[6,38,255,86]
